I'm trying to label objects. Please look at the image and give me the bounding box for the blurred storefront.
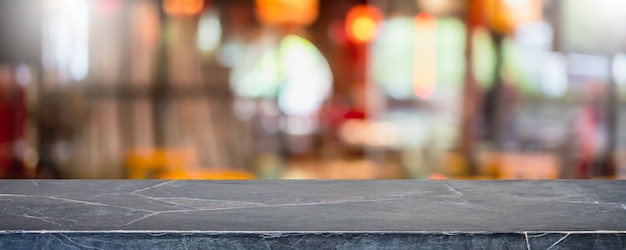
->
[0,0,625,179]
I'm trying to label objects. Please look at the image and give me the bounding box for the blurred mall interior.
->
[1,0,626,180]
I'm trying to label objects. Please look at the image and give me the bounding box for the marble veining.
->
[0,180,625,249]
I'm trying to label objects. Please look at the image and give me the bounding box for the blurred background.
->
[1,0,626,180]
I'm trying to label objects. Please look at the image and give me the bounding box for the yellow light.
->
[163,0,204,16]
[413,12,437,99]
[345,5,382,44]
[351,17,377,43]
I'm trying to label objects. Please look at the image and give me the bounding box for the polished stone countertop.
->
[1,180,625,249]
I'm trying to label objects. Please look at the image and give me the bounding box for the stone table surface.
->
[1,180,625,249]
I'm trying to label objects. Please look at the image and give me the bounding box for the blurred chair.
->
[126,147,255,180]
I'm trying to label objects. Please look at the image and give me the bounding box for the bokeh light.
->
[413,12,437,99]
[163,0,204,16]
[255,0,319,26]
[345,5,382,44]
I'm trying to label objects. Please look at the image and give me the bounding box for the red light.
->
[416,12,434,21]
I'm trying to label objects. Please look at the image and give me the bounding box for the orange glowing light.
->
[255,0,319,26]
[413,12,437,99]
[163,0,204,16]
[486,0,543,34]
[345,5,382,44]
[352,17,377,42]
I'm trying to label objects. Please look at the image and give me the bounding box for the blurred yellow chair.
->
[126,148,188,179]
[126,148,255,180]
[157,169,255,180]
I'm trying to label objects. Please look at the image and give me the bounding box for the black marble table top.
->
[1,180,625,249]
